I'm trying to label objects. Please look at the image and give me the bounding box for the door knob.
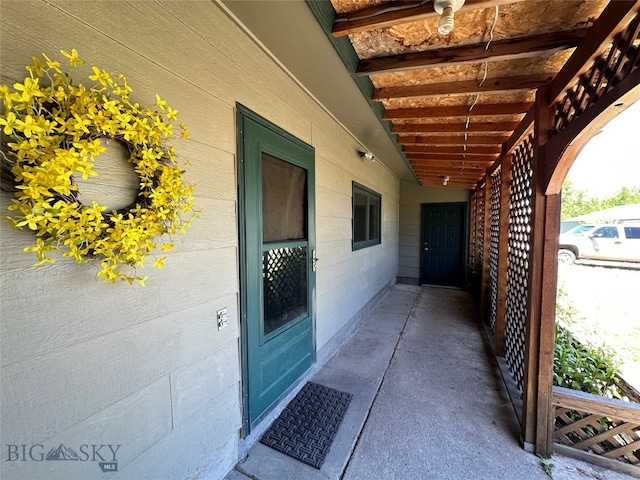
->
[424,242,429,251]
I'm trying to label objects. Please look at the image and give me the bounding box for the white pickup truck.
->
[558,223,640,263]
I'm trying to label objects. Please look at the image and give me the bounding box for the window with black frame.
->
[352,182,381,250]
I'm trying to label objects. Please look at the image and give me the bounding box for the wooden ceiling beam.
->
[403,145,502,155]
[358,29,588,76]
[413,169,486,177]
[373,74,553,100]
[332,0,524,37]
[417,177,479,187]
[405,154,498,162]
[408,158,494,167]
[392,121,519,134]
[417,172,479,180]
[411,166,491,173]
[419,175,477,182]
[384,103,532,119]
[401,135,510,145]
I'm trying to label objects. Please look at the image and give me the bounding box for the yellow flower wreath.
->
[0,50,198,285]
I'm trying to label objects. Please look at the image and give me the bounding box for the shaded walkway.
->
[226,286,633,480]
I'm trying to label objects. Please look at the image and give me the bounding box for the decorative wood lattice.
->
[488,166,502,333]
[554,14,640,133]
[504,135,534,391]
[470,190,478,273]
[553,387,640,474]
[477,182,486,274]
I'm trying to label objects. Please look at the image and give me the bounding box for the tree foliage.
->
[561,179,640,220]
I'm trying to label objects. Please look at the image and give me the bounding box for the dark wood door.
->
[420,203,465,287]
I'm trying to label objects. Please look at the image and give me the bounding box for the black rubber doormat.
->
[260,381,353,469]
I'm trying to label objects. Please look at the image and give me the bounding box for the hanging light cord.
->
[463,6,499,159]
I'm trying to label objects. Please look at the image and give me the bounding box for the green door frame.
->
[236,104,316,435]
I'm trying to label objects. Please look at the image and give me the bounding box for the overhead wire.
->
[463,5,499,161]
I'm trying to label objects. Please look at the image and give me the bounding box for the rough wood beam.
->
[401,135,510,145]
[414,169,485,177]
[408,158,494,166]
[384,103,532,119]
[552,387,640,425]
[410,159,487,168]
[358,29,589,76]
[415,173,483,179]
[418,174,478,180]
[332,0,524,37]
[414,165,484,173]
[374,74,553,100]
[418,179,478,188]
[403,145,502,155]
[393,121,519,134]
[405,154,498,163]
[505,107,535,155]
[550,0,640,103]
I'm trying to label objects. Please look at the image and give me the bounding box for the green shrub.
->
[553,323,623,399]
[553,287,624,399]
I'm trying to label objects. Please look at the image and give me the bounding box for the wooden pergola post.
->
[520,85,558,455]
[494,154,511,357]
[480,170,493,322]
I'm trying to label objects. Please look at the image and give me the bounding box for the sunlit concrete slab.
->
[224,285,635,480]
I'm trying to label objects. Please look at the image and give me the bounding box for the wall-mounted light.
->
[359,151,375,162]
[433,0,465,35]
[442,175,450,186]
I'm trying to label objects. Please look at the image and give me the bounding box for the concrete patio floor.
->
[224,285,635,480]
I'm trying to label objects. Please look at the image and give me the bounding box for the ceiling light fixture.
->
[359,151,375,162]
[433,0,465,35]
[443,175,450,186]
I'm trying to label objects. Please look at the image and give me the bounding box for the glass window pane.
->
[262,153,307,243]
[353,191,367,243]
[352,183,381,249]
[369,195,380,241]
[263,247,308,335]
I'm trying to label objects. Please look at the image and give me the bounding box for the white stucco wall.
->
[398,181,470,283]
[0,2,399,479]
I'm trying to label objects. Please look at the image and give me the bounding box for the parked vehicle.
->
[558,223,640,263]
[563,223,596,235]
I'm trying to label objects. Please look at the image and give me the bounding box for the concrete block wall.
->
[0,2,399,479]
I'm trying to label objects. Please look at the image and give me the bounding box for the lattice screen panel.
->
[488,166,501,333]
[554,14,640,134]
[263,247,308,335]
[470,190,478,272]
[477,182,486,273]
[504,135,534,391]
[554,407,640,469]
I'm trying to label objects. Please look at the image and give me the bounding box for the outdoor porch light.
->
[443,175,450,186]
[433,0,465,35]
[359,151,375,162]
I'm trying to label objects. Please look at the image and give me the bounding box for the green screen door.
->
[237,105,315,431]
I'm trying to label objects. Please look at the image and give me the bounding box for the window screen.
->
[262,153,307,243]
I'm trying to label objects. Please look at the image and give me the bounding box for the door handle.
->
[424,242,429,251]
[312,250,319,272]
